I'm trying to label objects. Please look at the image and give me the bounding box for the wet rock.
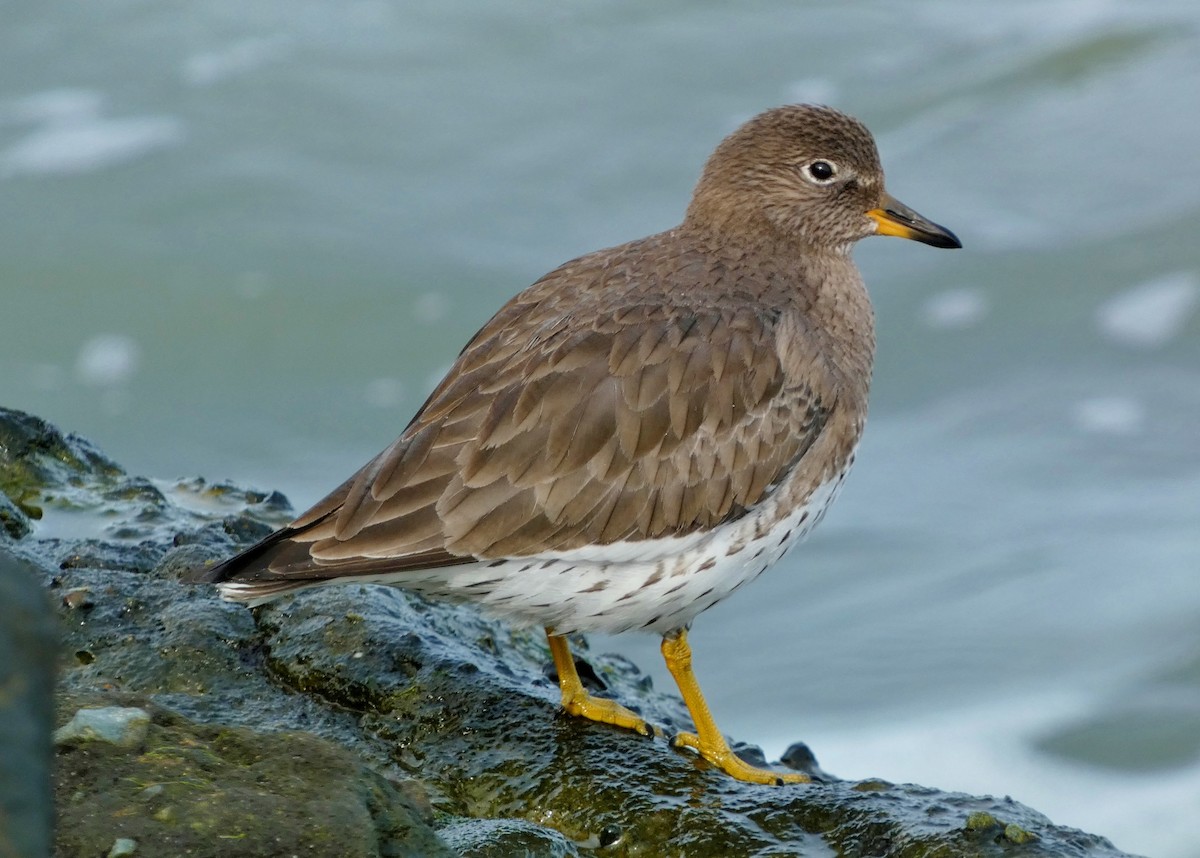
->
[0,407,122,502]
[0,406,1145,858]
[54,694,452,858]
[0,405,291,575]
[0,492,31,539]
[439,818,581,856]
[54,706,151,750]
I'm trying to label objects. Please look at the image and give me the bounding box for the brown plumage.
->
[188,104,959,784]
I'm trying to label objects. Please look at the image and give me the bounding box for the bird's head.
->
[686,104,961,254]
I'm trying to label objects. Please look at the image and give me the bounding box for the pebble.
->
[53,707,150,750]
[108,838,137,857]
[62,587,95,610]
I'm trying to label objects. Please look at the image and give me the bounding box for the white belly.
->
[390,467,851,634]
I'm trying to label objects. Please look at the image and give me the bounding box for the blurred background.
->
[3,1,1198,854]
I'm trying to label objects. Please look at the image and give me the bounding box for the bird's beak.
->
[867,192,961,249]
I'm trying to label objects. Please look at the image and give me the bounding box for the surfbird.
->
[188,104,961,784]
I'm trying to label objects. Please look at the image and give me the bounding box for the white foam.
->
[783,77,839,106]
[0,89,103,125]
[364,377,406,408]
[413,291,450,324]
[0,113,183,176]
[1073,396,1145,435]
[75,334,140,387]
[182,35,291,87]
[920,288,989,329]
[1096,271,1199,348]
[777,692,1200,858]
[234,271,271,300]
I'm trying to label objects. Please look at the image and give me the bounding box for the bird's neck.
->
[676,218,877,406]
[796,252,876,406]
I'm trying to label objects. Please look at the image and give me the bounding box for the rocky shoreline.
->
[0,406,1140,857]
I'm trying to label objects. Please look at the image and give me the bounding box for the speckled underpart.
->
[219,456,854,634]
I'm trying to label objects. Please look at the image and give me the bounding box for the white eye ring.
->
[802,159,838,185]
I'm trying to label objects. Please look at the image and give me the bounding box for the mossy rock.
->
[54,694,451,858]
[0,407,1143,857]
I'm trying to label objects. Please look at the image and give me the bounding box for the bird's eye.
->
[804,160,837,184]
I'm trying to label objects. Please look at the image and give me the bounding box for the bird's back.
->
[193,227,872,627]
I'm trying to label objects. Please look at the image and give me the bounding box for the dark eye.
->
[806,160,836,182]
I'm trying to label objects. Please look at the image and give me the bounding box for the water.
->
[3,2,1199,854]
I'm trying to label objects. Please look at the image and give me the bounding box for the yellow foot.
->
[547,630,663,738]
[671,730,810,785]
[662,628,809,786]
[561,687,658,736]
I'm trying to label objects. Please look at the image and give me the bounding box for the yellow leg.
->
[661,629,810,785]
[546,629,657,737]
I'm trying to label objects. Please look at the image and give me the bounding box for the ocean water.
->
[3,2,1199,854]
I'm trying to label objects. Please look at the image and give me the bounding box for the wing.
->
[194,252,834,586]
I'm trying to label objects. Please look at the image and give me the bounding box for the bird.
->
[187,104,960,785]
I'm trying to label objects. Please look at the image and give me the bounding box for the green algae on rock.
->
[0,407,1145,858]
[54,694,452,858]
